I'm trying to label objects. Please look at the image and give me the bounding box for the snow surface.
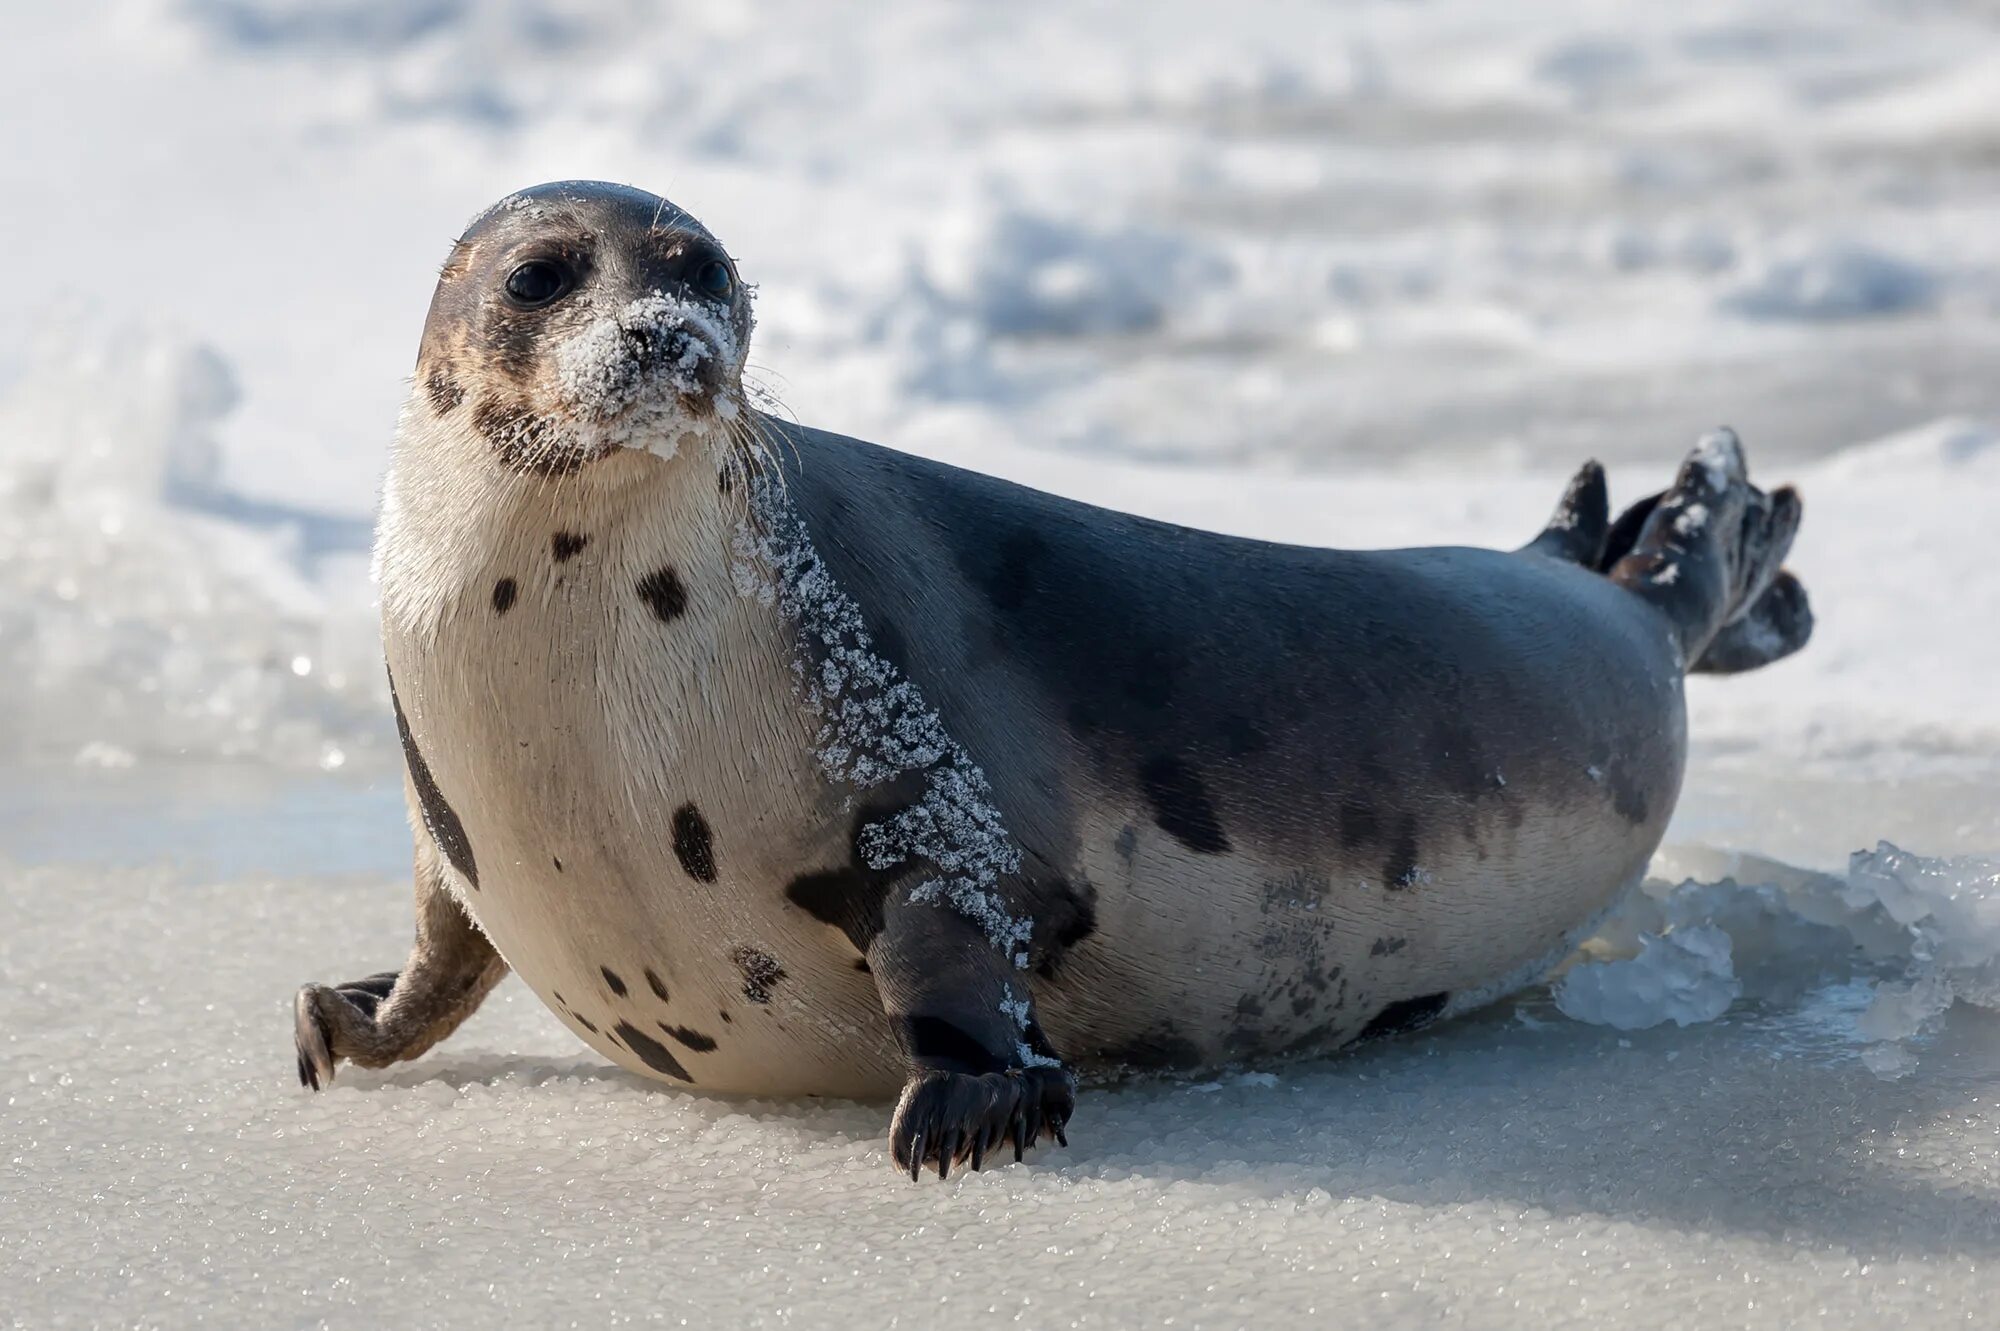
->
[4,0,2000,1326]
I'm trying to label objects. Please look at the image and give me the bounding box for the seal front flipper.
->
[292,841,506,1089]
[872,899,1076,1180]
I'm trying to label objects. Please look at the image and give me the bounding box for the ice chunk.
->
[1841,842,2000,1076]
[1554,925,1741,1030]
[1569,843,2000,1077]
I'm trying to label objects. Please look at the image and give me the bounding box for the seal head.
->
[417,180,754,474]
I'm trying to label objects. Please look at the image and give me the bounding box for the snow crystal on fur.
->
[733,475,1035,965]
[554,294,742,458]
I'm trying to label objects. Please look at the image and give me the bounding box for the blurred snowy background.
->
[3,1,1999,1326]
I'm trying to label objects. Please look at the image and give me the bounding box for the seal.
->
[293,181,1812,1181]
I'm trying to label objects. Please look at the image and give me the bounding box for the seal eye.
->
[504,259,571,308]
[694,259,734,301]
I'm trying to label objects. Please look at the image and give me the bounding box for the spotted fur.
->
[309,183,1806,1183]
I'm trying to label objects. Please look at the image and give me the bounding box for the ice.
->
[1556,844,2000,1077]
[1844,842,2000,1072]
[7,853,2000,1328]
[1556,926,1742,1030]
[6,0,2000,1324]
[0,322,385,771]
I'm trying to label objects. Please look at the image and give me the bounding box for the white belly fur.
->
[381,422,901,1097]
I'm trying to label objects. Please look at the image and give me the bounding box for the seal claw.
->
[293,986,337,1092]
[889,1066,1077,1182]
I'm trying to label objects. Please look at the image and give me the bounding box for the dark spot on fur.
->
[637,566,688,623]
[1370,937,1408,957]
[574,1013,600,1034]
[600,966,628,998]
[671,803,717,882]
[1357,992,1450,1043]
[552,991,565,1005]
[660,1024,718,1053]
[785,868,886,952]
[732,947,786,1004]
[552,856,563,872]
[900,1016,1005,1074]
[491,577,518,615]
[1336,793,1382,852]
[425,370,465,414]
[853,958,871,973]
[551,530,589,562]
[1033,878,1098,979]
[718,1009,733,1023]
[388,671,478,890]
[1138,755,1231,855]
[972,527,1048,613]
[1604,758,1652,826]
[782,794,919,952]
[1383,818,1423,889]
[613,1020,692,1081]
[1114,824,1138,864]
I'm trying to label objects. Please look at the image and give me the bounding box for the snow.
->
[5,0,2000,1325]
[554,292,744,454]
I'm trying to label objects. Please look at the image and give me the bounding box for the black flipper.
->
[1523,460,1610,566]
[1689,569,1813,674]
[1607,428,1806,668]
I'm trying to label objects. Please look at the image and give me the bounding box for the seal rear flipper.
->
[1608,428,1805,668]
[1598,489,1664,573]
[1689,569,1813,673]
[1522,459,1610,565]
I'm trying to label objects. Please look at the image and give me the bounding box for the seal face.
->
[418,182,754,474]
[296,180,1810,1184]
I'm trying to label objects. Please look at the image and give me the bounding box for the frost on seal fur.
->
[554,294,743,458]
[731,472,1037,968]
